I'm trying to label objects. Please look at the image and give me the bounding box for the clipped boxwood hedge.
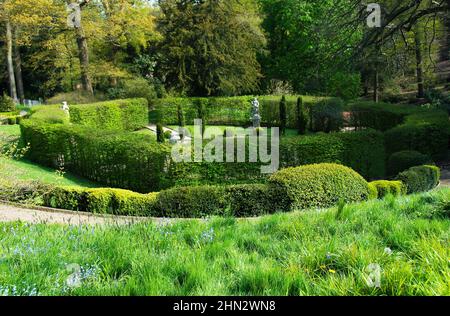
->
[396,165,440,194]
[21,120,172,193]
[368,180,406,199]
[41,183,271,218]
[43,186,159,217]
[150,95,341,129]
[269,163,370,212]
[388,150,431,176]
[280,129,386,180]
[348,101,449,160]
[69,98,149,131]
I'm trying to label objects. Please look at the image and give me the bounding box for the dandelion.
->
[384,247,393,255]
[329,269,336,274]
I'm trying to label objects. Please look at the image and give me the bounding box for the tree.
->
[67,0,93,95]
[259,0,361,95]
[157,0,266,97]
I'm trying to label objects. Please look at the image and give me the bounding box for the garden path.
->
[0,203,155,225]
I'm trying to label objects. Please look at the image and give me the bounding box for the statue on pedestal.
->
[250,97,261,128]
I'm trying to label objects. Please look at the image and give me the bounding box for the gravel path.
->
[0,203,152,226]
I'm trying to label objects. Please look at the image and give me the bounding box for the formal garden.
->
[1,0,450,298]
[0,94,449,295]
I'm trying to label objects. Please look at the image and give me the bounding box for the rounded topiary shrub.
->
[388,150,431,176]
[269,163,370,212]
[0,94,16,112]
[396,165,440,194]
[368,180,406,199]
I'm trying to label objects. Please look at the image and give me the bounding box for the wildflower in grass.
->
[365,263,381,288]
[329,269,336,274]
[384,247,393,255]
[65,263,98,289]
[199,228,215,244]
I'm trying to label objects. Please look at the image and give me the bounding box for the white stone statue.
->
[251,97,261,128]
[61,101,70,116]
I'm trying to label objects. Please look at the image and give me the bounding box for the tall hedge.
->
[280,129,386,180]
[69,98,149,131]
[20,120,171,193]
[348,101,449,160]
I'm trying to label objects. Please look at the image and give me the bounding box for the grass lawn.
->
[168,125,300,137]
[0,189,448,296]
[0,125,98,188]
[0,158,99,188]
[0,125,21,136]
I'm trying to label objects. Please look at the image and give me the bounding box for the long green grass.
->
[0,189,448,296]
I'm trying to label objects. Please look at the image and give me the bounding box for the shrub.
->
[0,179,50,205]
[43,186,86,211]
[43,186,159,216]
[164,130,173,140]
[385,111,449,160]
[280,96,287,135]
[296,97,308,135]
[156,123,165,143]
[368,182,378,200]
[269,163,370,212]
[177,104,185,127]
[69,98,148,131]
[155,185,228,218]
[29,106,69,124]
[20,120,172,193]
[348,102,405,131]
[107,78,157,104]
[388,151,432,176]
[226,184,271,217]
[0,94,16,112]
[310,98,344,133]
[368,180,406,199]
[280,129,386,180]
[46,91,103,105]
[396,165,440,194]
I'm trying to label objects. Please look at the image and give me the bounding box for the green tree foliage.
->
[258,0,361,94]
[156,0,266,96]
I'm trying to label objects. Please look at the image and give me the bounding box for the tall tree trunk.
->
[6,20,17,101]
[75,24,94,95]
[13,31,25,103]
[414,30,425,98]
[68,0,94,95]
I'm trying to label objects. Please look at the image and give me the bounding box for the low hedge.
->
[268,163,370,212]
[388,150,432,176]
[69,98,148,131]
[43,186,159,216]
[42,183,271,218]
[368,180,406,199]
[396,165,440,194]
[155,185,228,217]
